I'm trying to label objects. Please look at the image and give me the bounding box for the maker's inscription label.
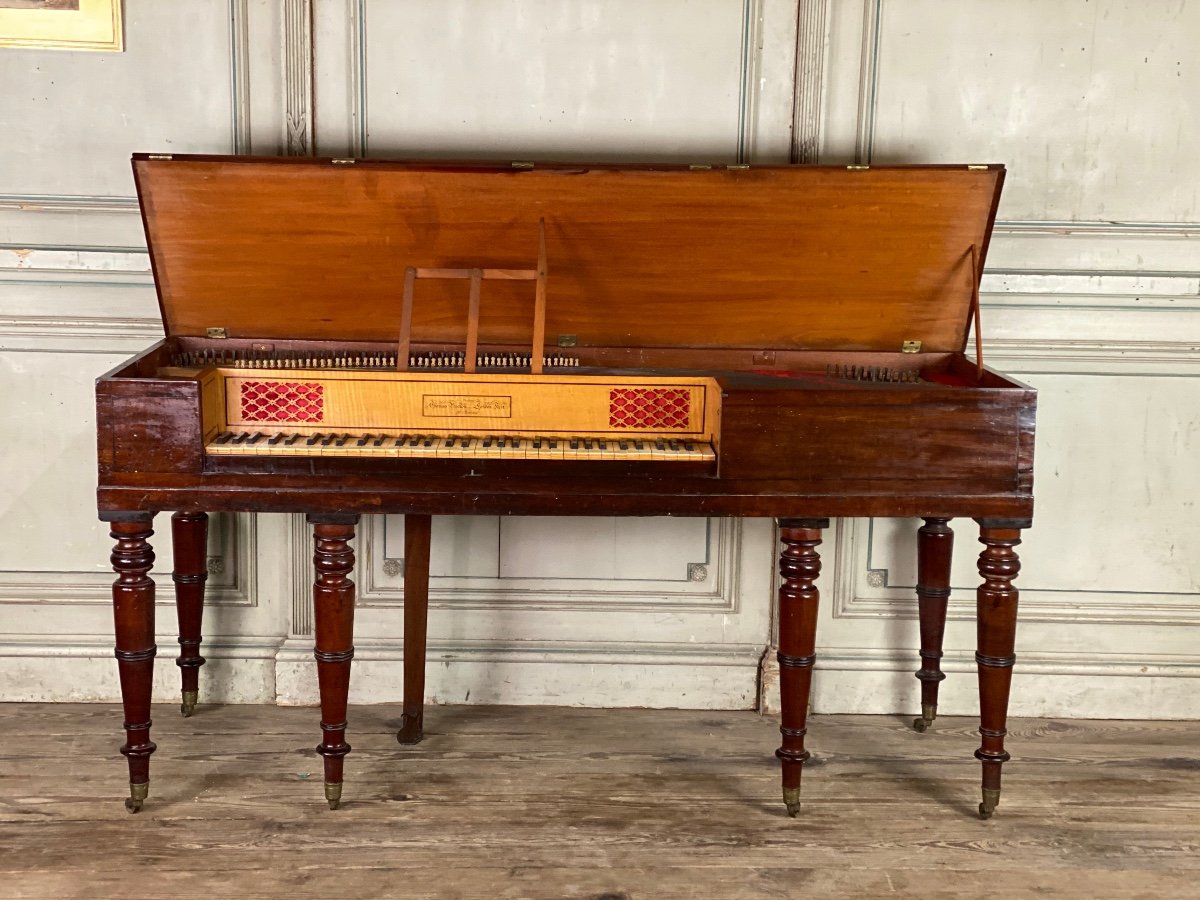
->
[422,395,512,418]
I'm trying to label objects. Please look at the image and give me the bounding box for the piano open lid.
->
[133,155,1004,355]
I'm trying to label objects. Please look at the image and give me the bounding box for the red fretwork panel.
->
[240,381,325,423]
[608,388,691,429]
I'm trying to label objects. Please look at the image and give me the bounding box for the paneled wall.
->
[1,0,1196,717]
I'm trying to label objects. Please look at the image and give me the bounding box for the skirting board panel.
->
[275,638,761,709]
[769,652,1200,720]
[0,637,278,704]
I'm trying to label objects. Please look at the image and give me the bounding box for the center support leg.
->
[974,519,1027,819]
[309,514,359,810]
[109,514,157,813]
[913,517,953,732]
[397,513,431,745]
[774,517,829,817]
[171,511,209,718]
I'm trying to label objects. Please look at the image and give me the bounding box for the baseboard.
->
[0,636,280,703]
[768,649,1200,719]
[275,637,762,709]
[8,636,1197,718]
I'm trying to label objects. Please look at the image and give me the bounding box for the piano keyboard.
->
[206,432,716,462]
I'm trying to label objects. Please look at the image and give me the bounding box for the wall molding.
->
[348,0,368,156]
[736,0,765,163]
[0,315,161,346]
[853,0,882,164]
[988,339,1200,374]
[790,0,828,164]
[356,516,742,614]
[834,515,1200,628]
[283,0,315,156]
[0,514,257,608]
[280,636,763,668]
[816,645,1200,678]
[0,633,283,703]
[0,632,281,659]
[1,1,252,209]
[994,220,1200,238]
[229,0,252,154]
[275,635,762,708]
[0,195,140,214]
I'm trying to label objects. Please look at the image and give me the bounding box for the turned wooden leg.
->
[397,513,431,745]
[775,517,828,817]
[974,518,1027,819]
[913,517,954,732]
[109,514,157,813]
[309,514,359,810]
[171,511,208,717]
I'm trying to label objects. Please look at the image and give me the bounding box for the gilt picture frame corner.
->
[0,0,122,53]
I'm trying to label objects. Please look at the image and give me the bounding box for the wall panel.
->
[2,0,1197,719]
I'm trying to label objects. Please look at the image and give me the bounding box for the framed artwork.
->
[0,0,122,51]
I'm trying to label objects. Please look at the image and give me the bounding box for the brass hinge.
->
[206,327,228,339]
[847,164,870,171]
[726,164,750,170]
[331,158,356,165]
[689,164,712,171]
[901,340,922,353]
[511,161,535,169]
[967,164,988,170]
[148,154,173,161]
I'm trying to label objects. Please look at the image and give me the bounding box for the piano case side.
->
[716,379,1036,500]
[97,341,204,481]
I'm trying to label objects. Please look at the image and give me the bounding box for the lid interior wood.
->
[134,156,1004,353]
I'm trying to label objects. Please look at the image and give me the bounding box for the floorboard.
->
[1,703,1198,899]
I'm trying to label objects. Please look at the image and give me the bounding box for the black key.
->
[569,439,579,450]
[423,438,433,447]
[634,440,644,450]
[233,432,252,444]
[512,439,521,449]
[533,439,543,449]
[334,434,350,446]
[373,436,386,447]
[306,433,322,446]
[668,440,681,452]
[683,442,695,452]
[596,440,606,450]
[268,433,285,445]
[483,437,493,448]
[320,434,336,446]
[357,434,372,447]
[286,434,303,445]
[619,441,629,451]
[655,440,666,450]
[583,439,593,450]
[548,440,557,449]
[214,432,234,444]
[444,437,456,447]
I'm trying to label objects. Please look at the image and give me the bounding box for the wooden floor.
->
[1,704,1198,899]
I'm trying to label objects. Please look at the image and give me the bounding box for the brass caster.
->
[782,786,802,818]
[325,782,343,811]
[180,691,198,718]
[978,787,1000,820]
[125,782,149,814]
[913,703,936,733]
